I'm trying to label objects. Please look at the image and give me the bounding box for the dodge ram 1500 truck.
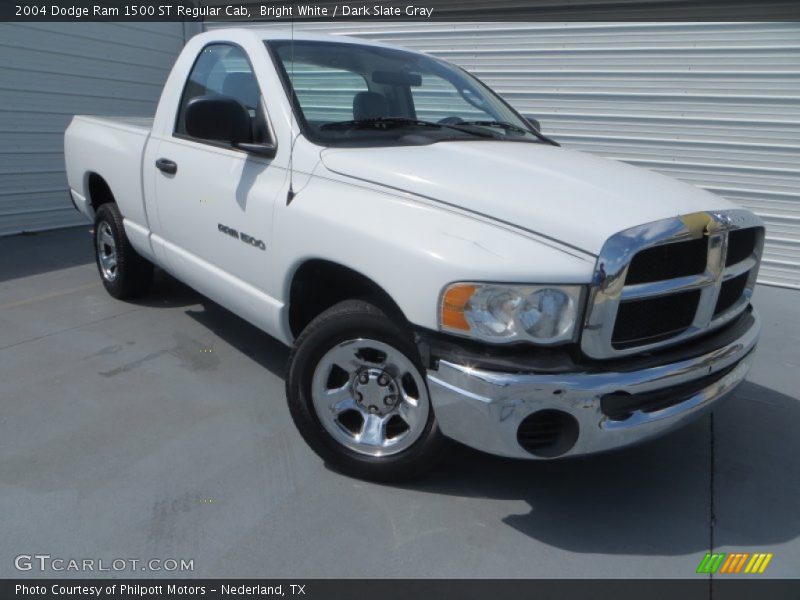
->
[65,28,764,481]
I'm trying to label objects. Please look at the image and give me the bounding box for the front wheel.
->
[286,299,448,481]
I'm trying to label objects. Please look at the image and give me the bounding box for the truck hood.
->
[320,141,737,255]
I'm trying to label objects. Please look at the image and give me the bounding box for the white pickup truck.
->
[65,28,763,481]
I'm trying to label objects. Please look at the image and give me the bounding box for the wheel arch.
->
[85,172,116,213]
[287,258,409,339]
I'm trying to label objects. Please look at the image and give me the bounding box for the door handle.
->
[155,158,177,174]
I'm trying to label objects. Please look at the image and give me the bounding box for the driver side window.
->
[175,44,268,143]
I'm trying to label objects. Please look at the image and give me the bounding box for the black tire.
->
[93,203,153,299]
[287,299,448,482]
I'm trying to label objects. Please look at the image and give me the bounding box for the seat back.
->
[353,91,389,120]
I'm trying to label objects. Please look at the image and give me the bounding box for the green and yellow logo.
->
[696,552,773,574]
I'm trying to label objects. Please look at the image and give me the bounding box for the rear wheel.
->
[94,203,153,299]
[287,299,447,481]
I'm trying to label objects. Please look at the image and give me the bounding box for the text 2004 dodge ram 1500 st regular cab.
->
[65,28,764,481]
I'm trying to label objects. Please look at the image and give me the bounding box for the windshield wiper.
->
[458,120,530,134]
[320,117,430,130]
[319,117,493,137]
[457,120,560,146]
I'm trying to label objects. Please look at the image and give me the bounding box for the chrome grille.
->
[612,289,701,349]
[582,210,764,360]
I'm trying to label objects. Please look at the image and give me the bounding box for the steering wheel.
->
[437,116,465,125]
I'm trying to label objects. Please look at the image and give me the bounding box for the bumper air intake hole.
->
[517,409,579,458]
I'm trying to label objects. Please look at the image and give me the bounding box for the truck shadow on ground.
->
[182,293,290,378]
[400,381,800,556]
[173,279,799,557]
[128,269,208,309]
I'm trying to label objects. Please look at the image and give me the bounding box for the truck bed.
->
[64,115,154,228]
[72,115,154,135]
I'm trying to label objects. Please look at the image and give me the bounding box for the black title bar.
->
[4,579,800,600]
[3,0,800,21]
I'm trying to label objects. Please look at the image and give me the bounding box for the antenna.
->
[286,10,296,204]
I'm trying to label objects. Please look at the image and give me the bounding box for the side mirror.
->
[185,96,252,144]
[523,114,541,132]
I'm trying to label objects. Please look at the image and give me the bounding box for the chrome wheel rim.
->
[311,338,430,457]
[96,222,118,282]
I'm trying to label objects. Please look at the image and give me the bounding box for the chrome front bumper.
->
[426,311,759,459]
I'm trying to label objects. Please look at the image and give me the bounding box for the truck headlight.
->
[440,283,583,344]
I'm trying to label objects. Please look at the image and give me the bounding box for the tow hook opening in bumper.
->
[599,361,740,422]
[425,311,760,460]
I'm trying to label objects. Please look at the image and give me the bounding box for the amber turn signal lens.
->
[441,284,476,331]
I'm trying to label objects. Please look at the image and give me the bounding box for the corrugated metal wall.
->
[0,22,190,236]
[209,21,800,288]
[3,20,795,287]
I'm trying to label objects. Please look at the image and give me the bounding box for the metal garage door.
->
[208,21,800,289]
[0,22,190,236]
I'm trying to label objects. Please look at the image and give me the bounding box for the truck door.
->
[151,43,285,295]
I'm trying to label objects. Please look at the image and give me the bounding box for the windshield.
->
[266,40,546,147]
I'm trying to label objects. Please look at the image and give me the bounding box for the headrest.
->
[353,91,389,120]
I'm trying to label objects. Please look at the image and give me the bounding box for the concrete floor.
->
[1,226,798,580]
